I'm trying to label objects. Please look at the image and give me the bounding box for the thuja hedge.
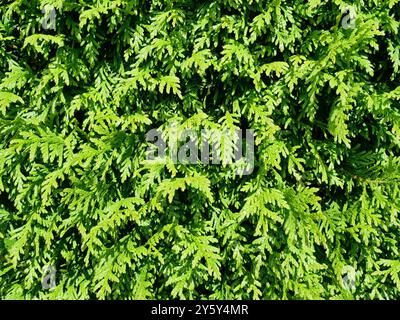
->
[0,0,399,300]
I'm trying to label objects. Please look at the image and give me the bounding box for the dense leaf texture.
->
[0,0,399,299]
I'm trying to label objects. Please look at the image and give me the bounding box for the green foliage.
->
[0,0,399,299]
